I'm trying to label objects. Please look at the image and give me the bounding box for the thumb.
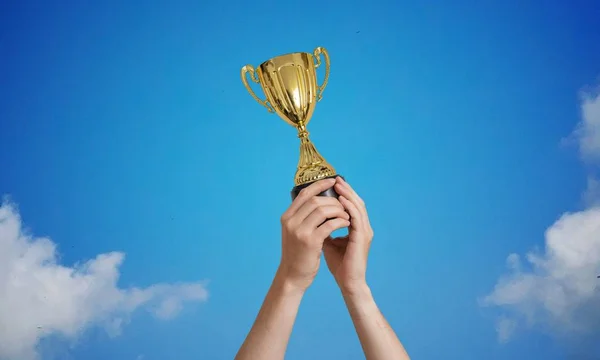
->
[328,235,349,248]
[323,237,342,257]
[322,236,335,254]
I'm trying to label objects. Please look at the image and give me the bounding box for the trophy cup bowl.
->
[241,47,342,200]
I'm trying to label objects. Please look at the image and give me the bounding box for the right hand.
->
[277,178,351,291]
[323,177,374,295]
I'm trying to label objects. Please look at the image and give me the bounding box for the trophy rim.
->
[259,51,312,68]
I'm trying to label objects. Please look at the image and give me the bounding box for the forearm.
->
[343,284,410,360]
[235,269,305,360]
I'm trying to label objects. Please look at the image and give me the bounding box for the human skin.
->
[323,177,410,360]
[235,178,350,360]
[235,177,410,360]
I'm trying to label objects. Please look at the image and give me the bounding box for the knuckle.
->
[283,223,294,234]
[327,218,341,228]
[294,228,310,241]
[298,187,309,198]
[309,196,321,206]
[324,222,336,232]
[280,214,289,224]
[293,229,304,240]
[315,207,327,218]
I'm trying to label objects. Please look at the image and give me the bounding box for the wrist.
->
[274,267,310,296]
[341,283,378,319]
[341,282,375,306]
[339,280,370,298]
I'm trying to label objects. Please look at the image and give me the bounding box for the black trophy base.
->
[291,175,344,201]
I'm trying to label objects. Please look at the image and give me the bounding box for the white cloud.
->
[0,202,208,360]
[495,316,517,344]
[571,85,600,161]
[583,176,600,207]
[482,85,600,343]
[482,208,600,340]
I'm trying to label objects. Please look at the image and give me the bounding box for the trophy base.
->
[290,175,343,201]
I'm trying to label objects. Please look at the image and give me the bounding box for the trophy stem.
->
[291,122,340,200]
[298,136,327,172]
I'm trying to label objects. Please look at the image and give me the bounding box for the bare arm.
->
[343,285,409,360]
[235,270,305,360]
[235,178,350,360]
[323,177,410,360]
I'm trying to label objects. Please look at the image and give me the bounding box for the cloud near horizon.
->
[482,84,600,343]
[0,202,208,360]
[573,85,600,162]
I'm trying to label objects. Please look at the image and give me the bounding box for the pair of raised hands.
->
[277,176,374,294]
[236,176,410,360]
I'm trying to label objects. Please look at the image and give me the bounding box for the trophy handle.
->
[313,47,330,102]
[241,65,275,113]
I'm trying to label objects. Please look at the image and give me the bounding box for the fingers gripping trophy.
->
[240,47,343,200]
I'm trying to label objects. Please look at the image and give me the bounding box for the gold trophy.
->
[241,47,342,200]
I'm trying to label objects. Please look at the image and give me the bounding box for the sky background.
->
[1,0,600,359]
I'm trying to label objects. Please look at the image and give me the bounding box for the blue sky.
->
[1,1,600,359]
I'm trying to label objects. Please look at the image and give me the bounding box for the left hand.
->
[323,177,374,294]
